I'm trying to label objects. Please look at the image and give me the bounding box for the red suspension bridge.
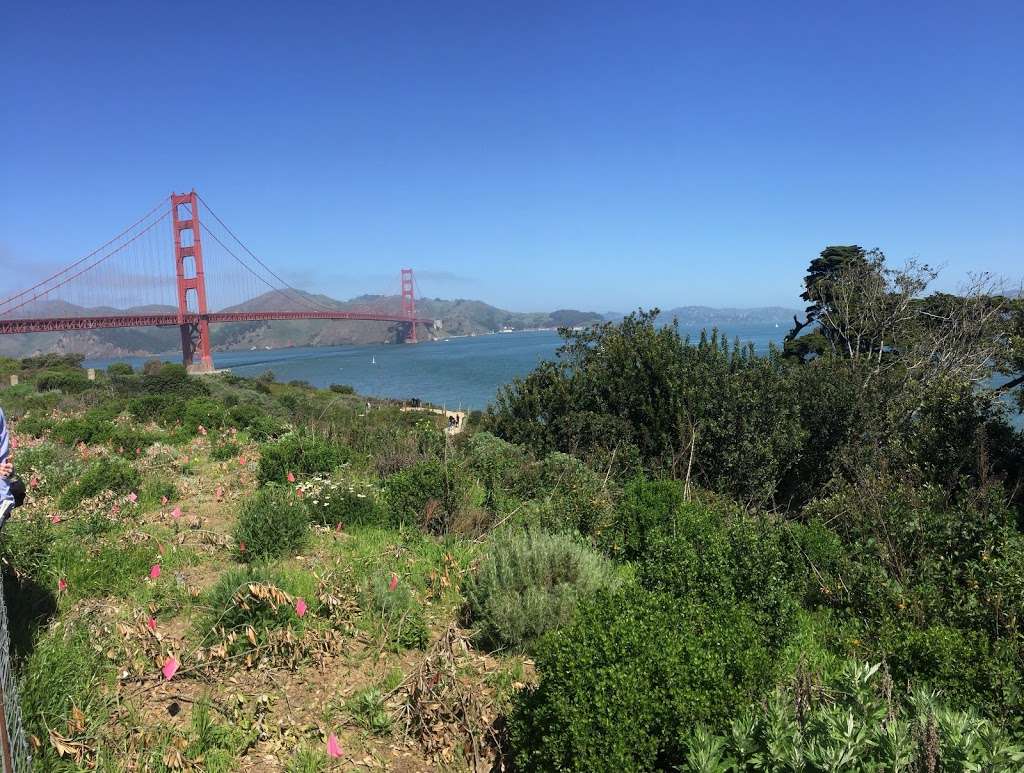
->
[0,191,435,372]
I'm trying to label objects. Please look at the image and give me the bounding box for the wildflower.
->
[150,564,161,580]
[162,656,179,680]
[295,598,307,618]
[326,734,343,758]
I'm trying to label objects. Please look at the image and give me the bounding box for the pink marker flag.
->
[161,495,168,506]
[50,514,61,524]
[287,471,296,483]
[29,476,39,488]
[388,573,399,592]
[239,456,247,466]
[171,506,182,519]
[147,617,157,632]
[295,598,307,618]
[162,656,179,680]
[127,492,138,503]
[149,564,161,580]
[326,734,343,758]
[58,578,67,592]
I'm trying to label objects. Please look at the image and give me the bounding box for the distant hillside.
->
[0,292,604,358]
[604,306,800,325]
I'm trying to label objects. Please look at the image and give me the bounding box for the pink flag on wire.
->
[295,598,307,618]
[326,734,343,758]
[162,656,179,680]
[150,564,161,580]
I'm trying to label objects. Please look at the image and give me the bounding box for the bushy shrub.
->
[209,435,241,461]
[598,477,685,560]
[463,432,530,511]
[183,397,227,430]
[35,369,91,393]
[527,452,613,535]
[233,485,309,562]
[509,586,775,770]
[382,459,469,531]
[361,572,428,650]
[303,477,383,527]
[14,413,52,438]
[106,362,134,376]
[464,530,619,652]
[637,502,799,650]
[257,433,351,485]
[329,383,355,394]
[57,456,140,510]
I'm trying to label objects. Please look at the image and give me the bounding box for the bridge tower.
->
[171,191,215,372]
[401,267,418,343]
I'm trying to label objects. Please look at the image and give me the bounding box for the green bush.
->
[382,458,469,531]
[106,362,134,376]
[531,452,613,535]
[233,485,309,562]
[57,456,140,510]
[183,397,227,430]
[509,586,775,770]
[257,433,351,485]
[210,436,241,461]
[598,477,685,560]
[304,478,383,528]
[35,368,92,393]
[329,383,355,394]
[464,431,530,511]
[464,530,619,652]
[13,413,52,438]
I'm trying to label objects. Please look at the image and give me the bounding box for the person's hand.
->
[0,460,12,477]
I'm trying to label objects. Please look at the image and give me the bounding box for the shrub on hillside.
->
[257,433,351,485]
[106,362,134,376]
[382,459,469,531]
[57,456,140,510]
[361,572,428,651]
[509,586,775,770]
[530,452,613,535]
[463,530,619,652]
[35,369,92,394]
[329,383,355,394]
[233,485,309,562]
[463,432,530,511]
[183,397,227,430]
[303,477,383,528]
[598,477,685,560]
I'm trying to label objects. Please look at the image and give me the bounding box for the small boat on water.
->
[371,356,376,365]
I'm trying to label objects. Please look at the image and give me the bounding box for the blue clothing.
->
[0,407,11,504]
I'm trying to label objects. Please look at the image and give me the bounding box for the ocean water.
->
[84,322,787,411]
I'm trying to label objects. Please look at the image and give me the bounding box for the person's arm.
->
[0,408,9,468]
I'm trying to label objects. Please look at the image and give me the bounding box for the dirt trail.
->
[399,406,467,434]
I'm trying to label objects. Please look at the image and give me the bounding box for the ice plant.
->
[162,656,179,680]
[150,564,161,580]
[326,734,343,758]
[295,598,307,618]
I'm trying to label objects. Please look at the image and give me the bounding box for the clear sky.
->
[2,1,1021,312]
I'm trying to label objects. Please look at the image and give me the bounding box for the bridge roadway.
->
[0,310,435,335]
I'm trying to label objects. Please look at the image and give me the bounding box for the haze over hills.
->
[604,306,801,326]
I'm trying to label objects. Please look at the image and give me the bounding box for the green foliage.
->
[680,660,1024,771]
[361,572,428,650]
[345,687,393,735]
[35,368,92,393]
[20,621,112,762]
[257,433,351,485]
[598,477,685,560]
[183,397,227,430]
[329,383,355,394]
[382,458,469,531]
[233,484,309,562]
[57,455,140,510]
[304,477,383,527]
[13,413,52,438]
[210,435,241,461]
[463,431,530,511]
[106,362,134,376]
[509,586,776,771]
[464,530,619,652]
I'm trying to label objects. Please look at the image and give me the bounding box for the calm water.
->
[84,323,786,410]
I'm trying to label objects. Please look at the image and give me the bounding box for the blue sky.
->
[2,1,1021,312]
